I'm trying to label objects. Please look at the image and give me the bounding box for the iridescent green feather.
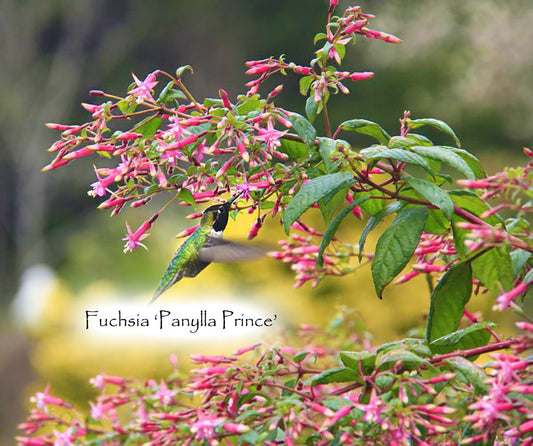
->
[149,225,211,304]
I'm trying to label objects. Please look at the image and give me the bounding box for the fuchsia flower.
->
[154,381,175,406]
[493,281,530,311]
[254,119,287,150]
[190,411,224,440]
[130,72,158,103]
[30,385,70,412]
[122,220,151,252]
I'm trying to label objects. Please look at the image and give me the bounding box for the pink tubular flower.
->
[232,343,261,356]
[89,401,116,421]
[130,72,158,103]
[493,281,530,311]
[122,220,151,252]
[89,374,126,389]
[254,119,288,150]
[190,412,224,440]
[30,385,70,412]
[154,381,175,406]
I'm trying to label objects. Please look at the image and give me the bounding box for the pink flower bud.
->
[45,123,72,130]
[175,225,199,238]
[224,423,250,434]
[245,64,275,75]
[363,28,402,44]
[233,343,261,356]
[268,84,284,99]
[185,212,203,220]
[456,179,491,189]
[117,132,141,141]
[219,89,232,109]
[216,159,234,178]
[190,354,235,364]
[248,218,263,240]
[349,71,374,81]
[342,19,368,34]
[516,321,533,332]
[131,197,152,208]
[98,197,127,210]
[310,403,334,417]
[89,90,105,96]
[293,66,312,75]
[63,147,93,161]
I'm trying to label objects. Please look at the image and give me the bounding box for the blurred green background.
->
[1,0,531,442]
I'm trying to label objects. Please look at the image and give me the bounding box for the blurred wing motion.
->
[198,237,266,263]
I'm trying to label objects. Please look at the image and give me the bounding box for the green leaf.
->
[448,148,485,179]
[339,119,391,145]
[358,190,387,216]
[472,247,513,295]
[429,322,494,355]
[409,118,461,147]
[376,349,426,371]
[308,367,358,385]
[317,196,369,266]
[299,76,314,96]
[278,138,308,161]
[511,249,531,277]
[388,136,417,149]
[236,98,263,116]
[318,137,339,174]
[424,208,450,235]
[449,190,503,226]
[288,113,317,148]
[411,146,475,179]
[408,133,433,146]
[340,351,376,375]
[305,96,320,123]
[135,115,162,139]
[359,201,404,261]
[371,207,428,298]
[444,356,487,394]
[175,65,193,77]
[359,145,388,158]
[117,98,137,115]
[293,351,316,363]
[282,172,354,234]
[318,186,348,225]
[426,262,472,342]
[364,148,433,174]
[406,177,454,218]
[177,188,196,206]
[158,81,187,104]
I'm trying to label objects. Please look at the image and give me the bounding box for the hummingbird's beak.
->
[226,191,243,206]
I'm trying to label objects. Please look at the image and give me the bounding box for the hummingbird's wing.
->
[198,237,265,263]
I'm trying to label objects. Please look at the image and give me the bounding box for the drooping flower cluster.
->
[17,312,533,445]
[269,220,369,287]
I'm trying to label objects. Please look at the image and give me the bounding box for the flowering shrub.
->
[20,1,532,444]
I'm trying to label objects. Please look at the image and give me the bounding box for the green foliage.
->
[371,207,428,298]
[426,263,472,342]
[282,172,354,233]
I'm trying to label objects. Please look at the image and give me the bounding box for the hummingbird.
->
[149,192,263,304]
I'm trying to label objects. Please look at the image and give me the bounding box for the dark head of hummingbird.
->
[201,192,243,236]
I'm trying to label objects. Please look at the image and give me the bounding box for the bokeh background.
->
[1,0,532,441]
